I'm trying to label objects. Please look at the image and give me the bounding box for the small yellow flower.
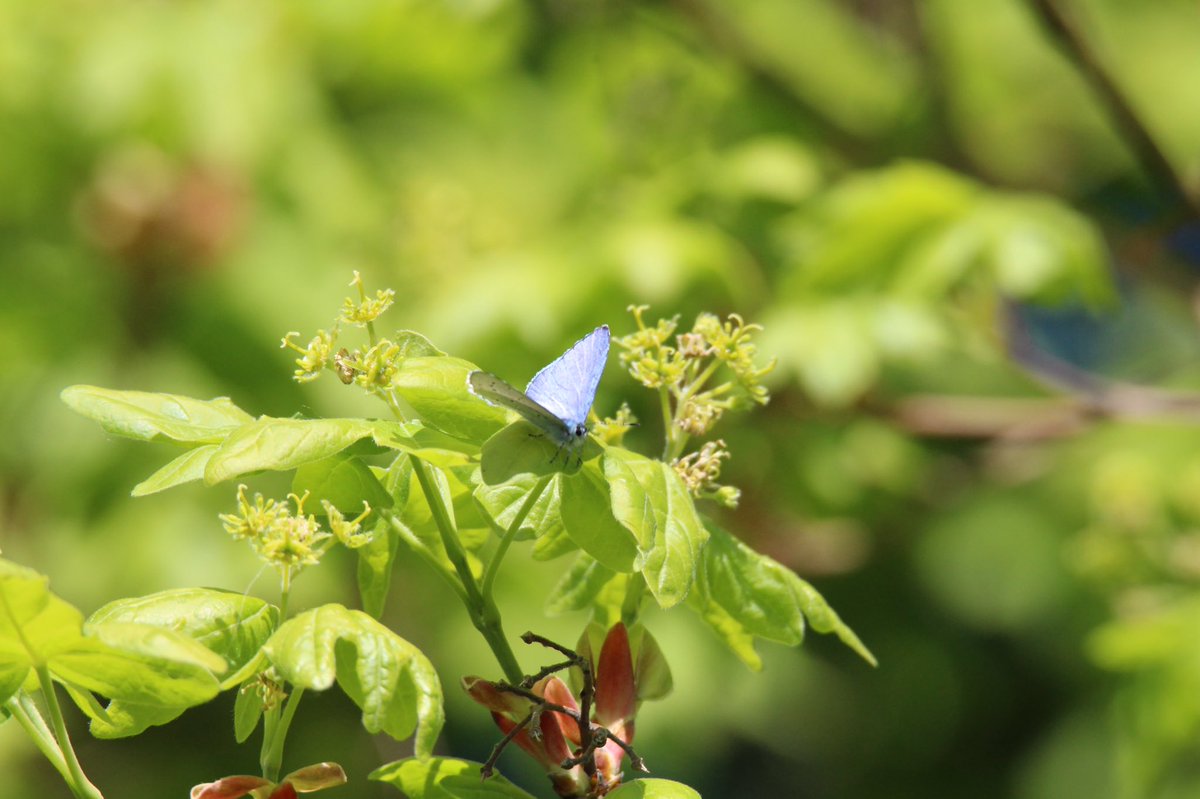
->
[340,271,395,326]
[323,500,374,548]
[281,329,337,383]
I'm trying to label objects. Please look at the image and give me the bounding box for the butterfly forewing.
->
[524,325,610,430]
[467,371,570,442]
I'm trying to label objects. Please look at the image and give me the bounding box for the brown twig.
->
[665,0,874,161]
[1026,0,1200,221]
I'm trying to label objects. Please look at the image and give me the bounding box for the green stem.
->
[410,456,524,684]
[279,572,291,622]
[261,687,305,783]
[658,386,674,460]
[6,693,72,784]
[35,666,103,799]
[481,474,553,603]
[382,510,470,604]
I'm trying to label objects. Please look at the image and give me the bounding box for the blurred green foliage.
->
[6,0,1200,797]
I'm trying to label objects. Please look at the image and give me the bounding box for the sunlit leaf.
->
[262,604,444,757]
[604,448,708,608]
[61,386,253,444]
[132,444,220,496]
[474,472,562,542]
[370,757,537,798]
[292,453,393,515]
[205,418,413,484]
[687,522,875,670]
[607,778,702,799]
[392,356,509,443]
[560,462,638,573]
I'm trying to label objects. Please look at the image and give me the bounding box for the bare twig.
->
[1026,0,1200,220]
[666,0,873,161]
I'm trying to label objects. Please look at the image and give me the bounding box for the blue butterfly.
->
[468,325,610,455]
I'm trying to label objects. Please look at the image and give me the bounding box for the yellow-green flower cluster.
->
[692,312,774,405]
[340,271,396,326]
[220,486,339,575]
[591,402,639,447]
[618,306,687,389]
[673,440,740,508]
[323,500,373,548]
[242,669,288,713]
[281,329,336,383]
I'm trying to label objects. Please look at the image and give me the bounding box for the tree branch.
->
[1026,0,1200,220]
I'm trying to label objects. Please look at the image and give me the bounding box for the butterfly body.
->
[468,325,610,454]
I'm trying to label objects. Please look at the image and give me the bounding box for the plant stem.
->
[6,693,72,784]
[658,387,674,460]
[410,456,524,684]
[481,474,553,603]
[261,687,305,783]
[35,666,103,799]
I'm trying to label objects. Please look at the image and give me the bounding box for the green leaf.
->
[87,588,278,672]
[531,522,579,561]
[52,622,224,737]
[687,522,875,670]
[382,455,481,586]
[132,444,220,496]
[607,778,702,799]
[544,553,619,617]
[293,453,394,516]
[604,449,708,608]
[357,517,400,618]
[391,356,509,443]
[370,757,537,798]
[262,604,444,756]
[0,559,77,703]
[560,462,639,573]
[61,386,253,444]
[478,421,599,485]
[474,472,563,542]
[73,589,277,738]
[391,330,447,358]
[204,418,411,485]
[233,680,264,743]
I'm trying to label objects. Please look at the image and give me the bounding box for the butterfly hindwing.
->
[524,325,610,430]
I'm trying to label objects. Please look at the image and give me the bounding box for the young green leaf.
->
[370,757,537,799]
[205,418,415,485]
[531,522,579,561]
[132,444,219,496]
[544,553,619,617]
[687,522,875,670]
[606,778,702,798]
[61,386,254,444]
[293,453,394,515]
[0,559,77,703]
[87,588,279,671]
[391,330,447,358]
[380,455,483,586]
[233,681,265,743]
[473,472,563,542]
[560,463,639,573]
[261,604,444,757]
[51,623,225,738]
[604,448,708,608]
[478,421,592,485]
[357,517,399,618]
[391,356,510,443]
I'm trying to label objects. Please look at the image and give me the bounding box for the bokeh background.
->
[5,0,1200,797]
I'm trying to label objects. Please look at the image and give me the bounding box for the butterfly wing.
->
[524,325,610,430]
[467,371,570,442]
